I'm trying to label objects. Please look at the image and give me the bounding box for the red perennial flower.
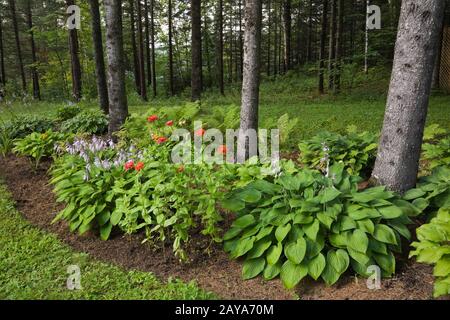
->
[156,136,168,144]
[195,128,206,137]
[166,120,174,126]
[124,160,134,171]
[147,115,158,122]
[135,162,145,171]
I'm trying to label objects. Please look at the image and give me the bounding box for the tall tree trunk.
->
[283,0,292,71]
[267,0,271,76]
[89,0,109,113]
[371,0,445,194]
[9,0,27,92]
[67,0,82,101]
[26,0,40,100]
[238,0,243,79]
[104,0,128,135]
[168,0,174,95]
[274,2,278,75]
[150,0,157,96]
[191,0,202,101]
[0,10,5,86]
[306,0,313,62]
[136,0,147,100]
[334,0,343,93]
[238,0,262,162]
[328,0,336,90]
[144,0,152,87]
[204,15,212,87]
[129,0,140,94]
[318,0,328,94]
[216,0,224,95]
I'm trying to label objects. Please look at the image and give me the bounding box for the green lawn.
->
[0,182,215,300]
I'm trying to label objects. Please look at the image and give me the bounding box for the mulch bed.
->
[0,155,438,300]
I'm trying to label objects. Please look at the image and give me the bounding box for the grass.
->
[0,182,215,300]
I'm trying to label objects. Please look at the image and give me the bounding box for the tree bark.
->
[9,0,27,92]
[144,0,152,87]
[26,0,40,100]
[128,0,140,94]
[267,0,271,76]
[191,0,202,101]
[89,0,109,113]
[0,10,5,86]
[432,14,445,89]
[136,0,147,100]
[104,0,128,135]
[334,0,343,93]
[318,0,328,94]
[67,0,82,101]
[328,0,336,90]
[238,0,243,80]
[283,0,292,71]
[371,0,445,194]
[306,0,313,62]
[168,0,174,95]
[216,0,225,95]
[150,0,157,96]
[238,0,262,162]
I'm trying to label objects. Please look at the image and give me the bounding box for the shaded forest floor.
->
[0,155,440,300]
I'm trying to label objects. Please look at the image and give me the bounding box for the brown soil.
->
[0,155,438,300]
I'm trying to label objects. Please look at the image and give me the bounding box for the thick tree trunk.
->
[328,0,336,90]
[283,0,292,71]
[150,0,157,96]
[67,0,82,101]
[238,0,262,162]
[168,0,174,96]
[191,0,202,101]
[0,11,5,86]
[104,0,128,135]
[26,0,40,100]
[89,0,109,113]
[334,0,343,93]
[371,0,445,194]
[129,0,140,94]
[216,0,225,95]
[9,0,27,92]
[136,0,147,100]
[318,0,328,94]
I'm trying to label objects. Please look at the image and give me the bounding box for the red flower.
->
[135,162,145,171]
[166,120,174,126]
[124,160,134,171]
[177,165,185,173]
[147,115,158,122]
[195,128,206,137]
[156,136,168,144]
[217,145,227,155]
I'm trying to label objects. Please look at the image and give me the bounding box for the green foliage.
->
[60,110,108,135]
[410,207,450,298]
[0,115,54,139]
[222,163,417,289]
[277,113,299,147]
[13,129,65,168]
[422,138,450,171]
[298,129,378,176]
[56,104,82,121]
[0,128,14,157]
[201,105,240,130]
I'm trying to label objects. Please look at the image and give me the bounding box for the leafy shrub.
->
[422,138,450,170]
[13,129,65,168]
[298,129,378,176]
[277,114,299,148]
[60,109,108,135]
[0,128,14,156]
[56,104,82,121]
[410,207,450,298]
[0,115,54,139]
[222,163,419,289]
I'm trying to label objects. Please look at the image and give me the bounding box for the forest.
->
[0,0,449,303]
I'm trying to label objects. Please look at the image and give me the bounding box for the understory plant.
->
[222,163,420,289]
[410,207,450,298]
[298,128,378,177]
[60,109,108,135]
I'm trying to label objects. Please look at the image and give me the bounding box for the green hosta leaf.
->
[255,226,274,240]
[319,187,342,204]
[100,222,112,241]
[242,257,266,280]
[317,212,334,229]
[321,262,341,286]
[356,219,375,234]
[293,213,314,225]
[266,243,283,265]
[110,209,123,226]
[232,214,256,229]
[434,279,450,298]
[373,224,398,245]
[328,249,350,274]
[223,227,242,241]
[247,239,272,259]
[412,198,429,212]
[303,219,320,241]
[329,233,348,248]
[403,188,426,200]
[387,221,411,240]
[96,210,110,226]
[369,239,388,255]
[280,260,308,289]
[263,261,282,280]
[434,257,450,277]
[377,206,404,219]
[222,198,245,212]
[284,237,307,264]
[373,252,396,275]
[348,207,381,220]
[278,175,301,191]
[231,236,255,258]
[275,224,292,242]
[308,253,326,280]
[238,188,262,203]
[340,216,357,231]
[348,229,369,253]
[347,247,370,265]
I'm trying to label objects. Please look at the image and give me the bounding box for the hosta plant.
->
[410,207,450,298]
[222,163,420,289]
[298,129,378,177]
